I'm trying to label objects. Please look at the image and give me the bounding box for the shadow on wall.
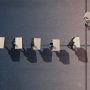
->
[74,48,88,63]
[56,50,70,64]
[39,48,52,62]
[5,40,87,63]
[5,39,20,62]
[22,48,37,63]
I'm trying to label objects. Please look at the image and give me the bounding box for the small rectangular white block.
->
[52,39,60,51]
[73,37,80,48]
[15,37,22,49]
[33,38,41,50]
[0,37,5,49]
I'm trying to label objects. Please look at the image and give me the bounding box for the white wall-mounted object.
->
[73,37,80,48]
[32,38,41,50]
[0,37,5,49]
[50,39,60,51]
[15,37,22,49]
[84,12,90,23]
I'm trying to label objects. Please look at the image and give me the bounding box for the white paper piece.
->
[33,38,41,50]
[15,37,22,49]
[51,39,60,51]
[73,37,80,48]
[0,37,5,48]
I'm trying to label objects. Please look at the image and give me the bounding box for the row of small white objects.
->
[0,37,81,51]
[1,12,90,50]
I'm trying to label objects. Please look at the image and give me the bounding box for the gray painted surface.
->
[0,0,87,90]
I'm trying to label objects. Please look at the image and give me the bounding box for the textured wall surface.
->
[0,0,88,90]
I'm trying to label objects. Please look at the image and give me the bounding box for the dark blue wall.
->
[0,0,88,90]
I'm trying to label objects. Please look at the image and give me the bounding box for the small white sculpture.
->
[73,37,80,48]
[67,37,80,50]
[31,38,41,50]
[0,37,5,49]
[84,12,90,26]
[49,39,60,51]
[15,37,22,49]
